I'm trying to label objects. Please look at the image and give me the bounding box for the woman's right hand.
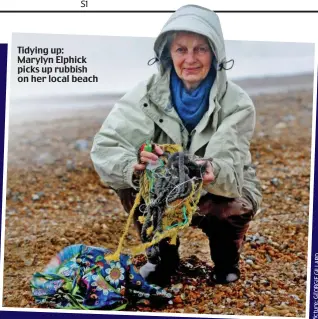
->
[133,144,163,172]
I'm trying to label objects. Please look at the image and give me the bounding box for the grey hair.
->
[158,31,214,71]
[158,31,177,71]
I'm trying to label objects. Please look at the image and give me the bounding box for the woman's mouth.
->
[184,67,201,73]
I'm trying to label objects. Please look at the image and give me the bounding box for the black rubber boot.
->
[211,264,241,284]
[140,238,180,287]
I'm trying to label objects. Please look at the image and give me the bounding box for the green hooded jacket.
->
[91,4,262,211]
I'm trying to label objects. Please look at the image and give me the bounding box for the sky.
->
[10,33,315,100]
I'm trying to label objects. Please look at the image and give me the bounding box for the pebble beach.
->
[2,73,314,316]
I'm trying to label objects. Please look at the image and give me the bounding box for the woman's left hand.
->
[196,160,215,184]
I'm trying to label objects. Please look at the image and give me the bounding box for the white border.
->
[0,11,318,42]
[0,0,318,11]
[0,306,304,319]
[305,40,318,319]
[0,4,317,319]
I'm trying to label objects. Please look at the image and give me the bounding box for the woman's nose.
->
[184,51,196,63]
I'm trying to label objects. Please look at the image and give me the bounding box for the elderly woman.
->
[91,4,262,286]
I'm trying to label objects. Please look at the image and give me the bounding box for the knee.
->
[227,198,253,216]
[222,198,255,226]
[198,195,254,222]
[116,188,137,213]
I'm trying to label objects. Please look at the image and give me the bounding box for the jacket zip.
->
[185,132,191,150]
[186,129,195,151]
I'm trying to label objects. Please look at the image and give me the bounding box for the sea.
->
[9,33,315,120]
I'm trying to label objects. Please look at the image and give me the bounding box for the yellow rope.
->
[130,181,203,255]
[105,144,203,262]
[105,192,142,262]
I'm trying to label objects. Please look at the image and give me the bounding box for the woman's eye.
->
[176,48,186,53]
[198,47,208,53]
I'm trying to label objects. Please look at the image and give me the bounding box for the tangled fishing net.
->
[106,144,207,263]
[30,143,207,310]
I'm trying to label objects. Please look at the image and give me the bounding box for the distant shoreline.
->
[234,72,314,97]
[11,71,314,104]
[8,72,314,125]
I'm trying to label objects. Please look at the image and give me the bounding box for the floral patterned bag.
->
[31,244,172,310]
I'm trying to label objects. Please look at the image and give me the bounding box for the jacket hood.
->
[153,4,229,99]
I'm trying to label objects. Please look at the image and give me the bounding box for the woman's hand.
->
[196,160,215,184]
[133,144,164,172]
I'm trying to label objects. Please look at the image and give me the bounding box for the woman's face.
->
[170,32,213,91]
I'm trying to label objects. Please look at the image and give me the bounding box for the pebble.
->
[246,255,256,261]
[257,236,267,244]
[11,231,19,237]
[36,152,56,165]
[92,223,101,234]
[97,196,107,203]
[99,234,108,241]
[271,178,280,186]
[101,224,109,233]
[290,294,301,302]
[283,114,296,122]
[275,122,287,129]
[263,306,276,313]
[171,283,183,293]
[6,209,17,216]
[257,131,266,137]
[68,237,76,244]
[74,139,89,151]
[20,299,28,307]
[60,238,69,245]
[265,253,272,263]
[187,307,199,313]
[210,308,223,314]
[23,255,35,266]
[173,296,183,304]
[6,188,12,198]
[54,168,64,177]
[246,259,254,265]
[271,241,280,248]
[32,192,45,201]
[66,160,76,171]
[12,192,22,202]
[252,264,262,270]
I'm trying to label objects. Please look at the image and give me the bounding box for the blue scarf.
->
[170,67,216,133]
